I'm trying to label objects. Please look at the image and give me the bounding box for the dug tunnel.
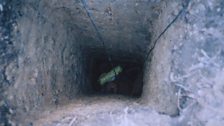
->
[1,0,224,125]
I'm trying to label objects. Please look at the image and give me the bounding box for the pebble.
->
[217,8,221,12]
[0,4,3,12]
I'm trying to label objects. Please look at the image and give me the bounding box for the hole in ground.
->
[88,53,143,98]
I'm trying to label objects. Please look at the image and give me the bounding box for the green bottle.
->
[98,66,123,86]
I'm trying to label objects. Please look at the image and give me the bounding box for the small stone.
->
[198,90,204,96]
[217,8,221,12]
[4,36,8,39]
[9,108,13,114]
[0,4,3,12]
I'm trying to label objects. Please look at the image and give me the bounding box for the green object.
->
[98,66,123,86]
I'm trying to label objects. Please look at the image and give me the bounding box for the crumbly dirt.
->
[32,95,172,126]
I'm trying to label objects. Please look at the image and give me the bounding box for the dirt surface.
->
[33,96,172,126]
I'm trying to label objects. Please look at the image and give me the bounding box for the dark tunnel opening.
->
[87,53,144,98]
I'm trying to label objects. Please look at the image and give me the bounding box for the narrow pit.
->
[2,1,182,124]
